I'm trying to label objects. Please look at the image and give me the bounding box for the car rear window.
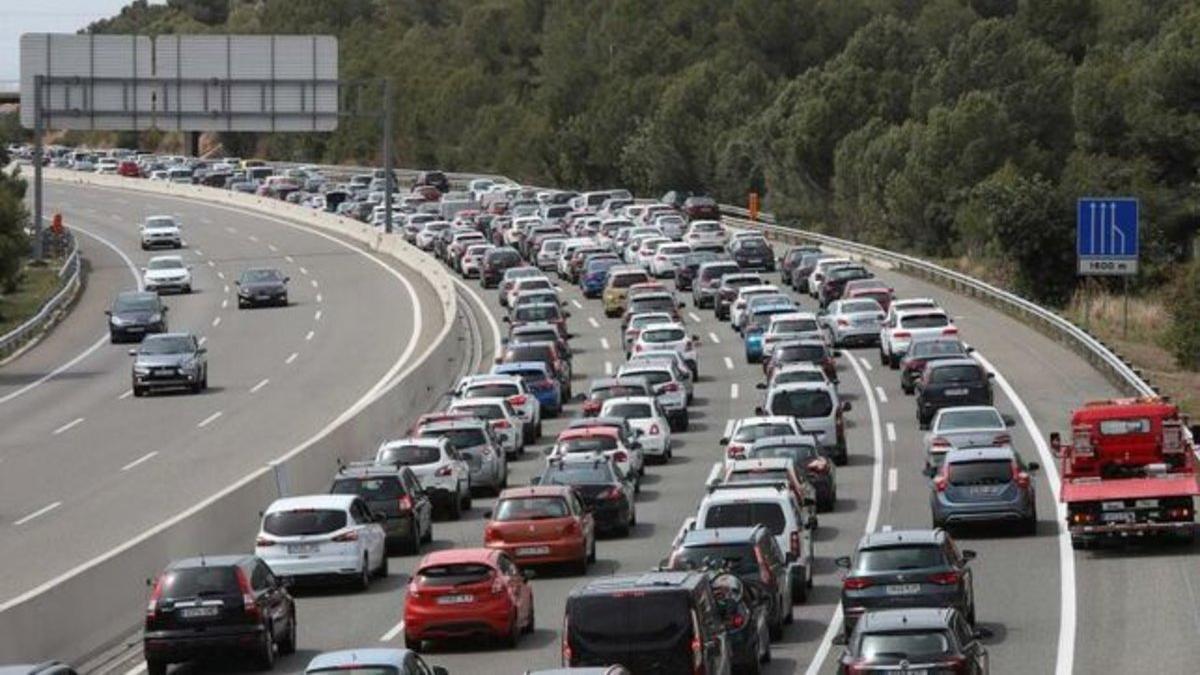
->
[263,509,347,536]
[506,345,555,363]
[378,444,441,466]
[466,383,519,398]
[773,319,818,333]
[159,566,238,599]
[672,544,759,576]
[777,345,827,362]
[569,592,690,645]
[417,563,494,588]
[560,436,619,453]
[487,250,521,265]
[611,272,649,288]
[700,264,740,280]
[938,410,1003,430]
[421,427,487,448]
[752,443,820,461]
[947,459,1013,485]
[911,340,966,358]
[859,631,952,660]
[331,477,406,499]
[542,464,616,485]
[901,314,949,329]
[495,496,569,520]
[775,370,825,385]
[842,300,882,314]
[641,328,685,343]
[604,402,652,419]
[514,306,561,322]
[704,502,786,535]
[931,365,984,383]
[724,277,761,289]
[768,390,834,418]
[630,298,677,314]
[621,370,671,386]
[452,404,503,421]
[855,545,946,573]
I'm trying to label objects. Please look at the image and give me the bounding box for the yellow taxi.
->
[602,266,652,317]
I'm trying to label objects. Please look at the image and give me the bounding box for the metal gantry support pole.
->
[382,78,394,235]
[32,74,45,261]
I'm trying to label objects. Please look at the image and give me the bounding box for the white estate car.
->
[142,255,193,294]
[375,437,472,519]
[255,494,387,589]
[600,396,673,464]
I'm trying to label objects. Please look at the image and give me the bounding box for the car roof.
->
[859,529,944,549]
[681,526,762,546]
[498,485,575,499]
[770,311,817,322]
[461,374,522,386]
[568,416,627,429]
[749,434,819,448]
[735,416,795,427]
[601,395,656,406]
[857,608,955,633]
[494,361,550,372]
[168,553,251,570]
[265,494,357,513]
[417,547,498,567]
[703,486,791,504]
[767,381,834,394]
[944,445,1016,462]
[305,649,414,671]
[619,360,675,373]
[572,570,702,597]
[637,322,686,334]
[727,457,795,471]
[380,437,444,449]
[925,358,981,369]
[143,332,193,340]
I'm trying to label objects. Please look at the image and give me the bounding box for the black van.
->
[563,571,731,674]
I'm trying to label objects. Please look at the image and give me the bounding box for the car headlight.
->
[133,364,151,374]
[148,314,162,324]
[111,315,129,326]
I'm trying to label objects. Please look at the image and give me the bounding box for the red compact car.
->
[117,160,142,177]
[483,486,595,574]
[404,547,534,650]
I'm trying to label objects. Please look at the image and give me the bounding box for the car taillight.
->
[435,465,453,477]
[1012,463,1031,488]
[491,576,506,595]
[726,444,745,459]
[893,330,911,339]
[844,661,869,675]
[398,494,414,512]
[842,576,873,590]
[255,536,276,547]
[993,433,1012,445]
[837,318,850,327]
[729,611,746,629]
[930,437,952,451]
[648,423,660,436]
[934,474,949,492]
[942,656,969,673]
[807,458,829,474]
[407,580,421,599]
[562,615,573,664]
[493,419,511,429]
[929,571,960,585]
[661,382,680,392]
[235,566,262,621]
[583,400,601,415]
[635,344,644,352]
[613,450,629,463]
[507,394,527,406]
[942,326,959,335]
[600,486,623,501]
[484,524,501,543]
[790,530,800,558]
[332,530,360,542]
[145,576,165,622]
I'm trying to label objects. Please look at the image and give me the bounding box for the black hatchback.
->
[482,247,523,288]
[107,291,168,343]
[837,607,989,674]
[915,359,995,429]
[143,555,296,675]
[236,268,289,308]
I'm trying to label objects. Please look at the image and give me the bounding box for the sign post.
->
[1076,197,1139,337]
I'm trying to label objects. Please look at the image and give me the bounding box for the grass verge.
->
[0,262,65,337]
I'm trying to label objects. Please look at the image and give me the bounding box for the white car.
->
[536,238,568,271]
[505,275,559,309]
[635,237,671,270]
[617,360,689,431]
[630,322,699,376]
[600,396,673,463]
[684,220,727,246]
[254,494,387,589]
[649,242,692,277]
[140,215,183,250]
[452,374,542,442]
[545,428,643,487]
[448,397,525,457]
[460,243,493,278]
[375,437,472,519]
[721,416,807,460]
[415,221,451,250]
[730,285,781,330]
[880,307,956,368]
[142,255,193,294]
[653,213,688,240]
[95,158,119,174]
[763,311,824,359]
[693,484,813,593]
[626,349,696,401]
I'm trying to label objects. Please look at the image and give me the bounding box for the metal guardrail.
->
[0,230,81,360]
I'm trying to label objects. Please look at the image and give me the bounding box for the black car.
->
[563,570,732,674]
[506,322,573,361]
[415,170,450,194]
[330,462,434,554]
[533,457,636,535]
[779,246,821,287]
[675,250,725,291]
[837,608,989,674]
[791,252,834,293]
[835,529,977,636]
[748,435,837,511]
[915,359,995,428]
[729,237,776,272]
[498,340,572,396]
[235,268,289,308]
[143,555,296,675]
[819,264,873,307]
[107,291,168,343]
[899,338,973,394]
[481,247,523,288]
[666,526,793,641]
[682,195,721,221]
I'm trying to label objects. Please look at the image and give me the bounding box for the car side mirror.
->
[961,549,977,562]
[127,348,138,356]
[530,476,542,485]
[501,316,510,323]
[482,510,493,519]
[104,309,113,316]
[1049,432,1062,456]
[1003,414,1016,427]
[832,634,848,646]
[841,401,852,413]
[678,301,686,309]
[572,393,586,403]
[718,437,729,446]
[754,406,765,416]
[756,382,766,390]
[1027,461,1041,472]
[835,556,851,569]
[630,442,643,451]
[973,627,994,640]
[923,465,937,478]
[564,311,572,318]
[542,447,554,456]
[234,280,241,286]
[1192,424,1200,442]
[145,577,155,587]
[284,277,290,283]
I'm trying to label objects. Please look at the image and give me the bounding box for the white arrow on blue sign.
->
[1077,197,1139,275]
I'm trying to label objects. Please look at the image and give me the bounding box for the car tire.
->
[1022,515,1038,536]
[524,603,535,634]
[354,556,371,591]
[190,380,203,394]
[278,611,297,655]
[792,569,808,604]
[421,519,433,544]
[404,633,423,653]
[448,488,462,520]
[133,385,146,398]
[879,348,888,365]
[255,622,276,671]
[145,660,167,675]
[378,552,389,578]
[503,611,521,648]
[587,536,597,563]
[461,487,472,512]
[183,285,192,294]
[889,354,900,369]
[769,612,784,641]
[201,369,208,390]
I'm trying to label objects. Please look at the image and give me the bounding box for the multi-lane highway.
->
[0,180,444,602]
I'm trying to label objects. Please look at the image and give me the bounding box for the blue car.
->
[492,360,563,416]
[581,258,620,298]
[744,304,796,363]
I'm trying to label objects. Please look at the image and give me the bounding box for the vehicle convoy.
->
[1051,397,1200,548]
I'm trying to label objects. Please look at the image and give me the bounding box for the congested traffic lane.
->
[0,180,439,603]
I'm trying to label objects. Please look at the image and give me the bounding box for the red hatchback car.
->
[404,547,535,651]
[484,485,595,574]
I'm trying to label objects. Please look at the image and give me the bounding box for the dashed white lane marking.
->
[198,336,207,346]
[588,317,600,328]
[709,332,720,344]
[217,271,226,280]
[688,312,702,323]
[571,299,583,309]
[124,663,147,675]
[860,356,873,371]
[723,356,734,371]
[207,260,215,267]
[315,293,323,303]
[299,266,309,275]
[604,361,613,375]
[194,249,204,257]
[875,386,888,403]
[888,468,898,492]
[211,316,221,327]
[221,299,228,309]
[380,620,406,642]
[121,452,158,472]
[886,422,897,443]
[730,383,739,400]
[118,390,133,400]
[310,279,318,288]
[314,310,322,321]
[196,411,223,428]
[14,501,62,526]
[223,285,230,294]
[285,255,295,263]
[305,330,315,341]
[225,226,237,234]
[723,419,735,439]
[250,378,270,394]
[268,244,278,252]
[285,352,299,365]
[248,235,259,243]
[52,417,85,435]
[600,337,610,350]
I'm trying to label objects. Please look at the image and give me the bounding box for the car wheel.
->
[524,603,535,634]
[792,568,808,604]
[680,411,689,431]
[889,354,900,369]
[421,519,433,543]
[879,348,888,365]
[503,611,521,648]
[966,603,976,625]
[254,622,276,670]
[145,660,167,675]
[133,385,146,398]
[378,551,389,578]
[356,556,371,591]
[769,612,784,640]
[404,632,423,653]
[448,488,462,520]
[761,635,772,664]
[461,486,473,511]
[183,285,192,294]
[277,611,297,655]
[190,380,203,394]
[587,536,597,563]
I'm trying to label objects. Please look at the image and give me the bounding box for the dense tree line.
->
[89,0,1199,307]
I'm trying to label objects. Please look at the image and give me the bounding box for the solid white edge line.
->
[0,225,140,406]
[196,411,223,428]
[805,349,884,675]
[860,356,873,371]
[52,417,85,435]
[14,501,62,526]
[380,619,405,642]
[974,352,1075,675]
[121,452,158,472]
[447,275,503,362]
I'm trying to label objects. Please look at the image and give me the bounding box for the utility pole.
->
[382,78,394,235]
[32,74,44,261]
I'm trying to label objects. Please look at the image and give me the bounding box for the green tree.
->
[1165,260,1200,369]
[0,169,30,293]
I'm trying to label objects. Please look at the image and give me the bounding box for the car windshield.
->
[630,298,677,314]
[466,383,519,398]
[901,314,949,329]
[145,217,176,228]
[859,632,952,660]
[138,337,192,354]
[752,444,820,461]
[331,477,405,499]
[159,566,238,599]
[114,295,158,312]
[775,370,825,385]
[855,545,946,573]
[642,328,685,343]
[948,459,1013,486]
[420,427,487,448]
[912,340,966,358]
[705,502,786,535]
[241,269,281,283]
[938,410,1004,430]
[769,390,834,418]
[263,509,347,536]
[672,545,759,576]
[841,300,881,314]
[452,404,503,421]
[604,403,652,419]
[416,563,493,588]
[621,370,671,386]
[931,366,983,383]
[147,258,184,270]
[514,306,561,322]
[777,345,827,362]
[377,444,441,466]
[733,423,793,443]
[570,593,690,646]
[494,496,569,521]
[559,436,619,453]
[541,464,616,485]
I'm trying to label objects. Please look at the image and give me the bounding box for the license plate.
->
[126,326,144,332]
[1102,512,1135,523]
[1101,501,1127,511]
[154,368,174,375]
[885,583,921,595]
[287,543,319,555]
[516,546,550,556]
[179,606,219,618]
[436,594,474,605]
[946,388,969,396]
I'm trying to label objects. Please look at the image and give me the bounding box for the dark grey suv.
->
[236,267,289,308]
[837,608,989,674]
[931,445,1039,534]
[915,359,994,429]
[836,529,976,635]
[130,333,208,396]
[107,291,168,343]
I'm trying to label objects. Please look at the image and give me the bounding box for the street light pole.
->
[32,74,44,261]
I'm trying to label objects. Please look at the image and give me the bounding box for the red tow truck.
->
[1052,398,1199,549]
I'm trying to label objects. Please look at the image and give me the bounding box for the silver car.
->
[416,421,507,495]
[130,333,208,396]
[922,406,1014,474]
[819,298,885,347]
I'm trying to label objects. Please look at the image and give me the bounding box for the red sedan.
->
[484,485,595,574]
[404,547,535,650]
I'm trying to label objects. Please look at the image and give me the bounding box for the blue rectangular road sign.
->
[1077,197,1139,275]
